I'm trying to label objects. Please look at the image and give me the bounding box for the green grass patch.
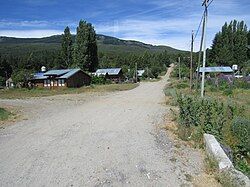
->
[0,108,11,121]
[0,83,139,99]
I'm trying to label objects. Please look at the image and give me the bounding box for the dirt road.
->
[0,66,206,186]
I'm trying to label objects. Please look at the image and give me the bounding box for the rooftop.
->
[95,68,122,76]
[33,69,82,80]
[198,66,234,73]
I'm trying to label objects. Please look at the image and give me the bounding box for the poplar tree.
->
[210,20,248,66]
[74,20,98,72]
[61,26,73,68]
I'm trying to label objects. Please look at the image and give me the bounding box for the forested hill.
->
[0,34,185,55]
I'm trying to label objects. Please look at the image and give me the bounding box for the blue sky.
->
[0,0,250,50]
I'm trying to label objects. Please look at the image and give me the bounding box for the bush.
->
[231,117,250,156]
[12,69,33,88]
[0,76,5,87]
[91,76,110,85]
[0,108,10,121]
[176,82,189,89]
[174,92,249,176]
[233,79,250,89]
[151,66,161,78]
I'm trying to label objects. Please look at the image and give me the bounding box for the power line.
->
[207,0,214,7]
[194,11,205,41]
[194,0,214,41]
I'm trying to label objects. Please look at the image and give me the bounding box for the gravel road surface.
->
[0,66,208,187]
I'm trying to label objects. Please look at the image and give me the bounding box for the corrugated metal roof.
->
[59,69,81,79]
[33,72,48,80]
[33,69,84,80]
[44,69,71,76]
[198,66,233,73]
[95,68,122,76]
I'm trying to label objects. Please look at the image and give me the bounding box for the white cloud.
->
[0,20,76,29]
[0,30,63,38]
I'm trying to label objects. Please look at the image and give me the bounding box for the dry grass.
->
[0,83,139,99]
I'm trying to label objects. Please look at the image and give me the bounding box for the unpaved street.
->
[0,67,207,186]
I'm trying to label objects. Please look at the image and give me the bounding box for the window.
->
[58,79,65,86]
[44,80,47,87]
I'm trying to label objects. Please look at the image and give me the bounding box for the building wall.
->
[33,80,44,88]
[106,71,124,83]
[66,71,91,88]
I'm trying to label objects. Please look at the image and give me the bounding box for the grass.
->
[0,108,11,121]
[0,83,139,99]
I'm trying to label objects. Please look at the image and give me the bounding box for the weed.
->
[0,108,11,121]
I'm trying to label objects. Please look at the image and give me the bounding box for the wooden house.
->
[32,69,91,88]
[95,68,124,83]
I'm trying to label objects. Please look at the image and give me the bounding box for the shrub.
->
[233,79,250,89]
[0,76,5,87]
[91,76,108,85]
[151,66,161,78]
[11,69,33,88]
[231,117,250,156]
[174,92,249,176]
[176,82,189,89]
[0,108,11,121]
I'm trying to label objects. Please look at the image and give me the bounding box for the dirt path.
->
[0,66,211,186]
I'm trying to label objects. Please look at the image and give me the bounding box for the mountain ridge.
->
[0,34,186,54]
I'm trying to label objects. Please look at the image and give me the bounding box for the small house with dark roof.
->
[95,68,124,83]
[32,69,91,88]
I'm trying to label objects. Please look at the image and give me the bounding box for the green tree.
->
[61,26,73,68]
[0,76,5,87]
[210,20,248,67]
[73,20,98,72]
[11,69,33,88]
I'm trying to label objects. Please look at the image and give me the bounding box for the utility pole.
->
[135,62,138,83]
[195,13,206,90]
[190,30,194,90]
[201,0,209,98]
[178,57,181,80]
[147,66,149,79]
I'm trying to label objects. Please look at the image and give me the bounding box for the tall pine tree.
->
[73,20,98,72]
[61,26,73,68]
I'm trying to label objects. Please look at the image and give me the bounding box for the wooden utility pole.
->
[190,30,194,90]
[201,0,209,98]
[178,57,181,80]
[135,62,138,82]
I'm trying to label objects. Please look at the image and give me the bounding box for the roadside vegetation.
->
[165,78,250,177]
[0,108,11,121]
